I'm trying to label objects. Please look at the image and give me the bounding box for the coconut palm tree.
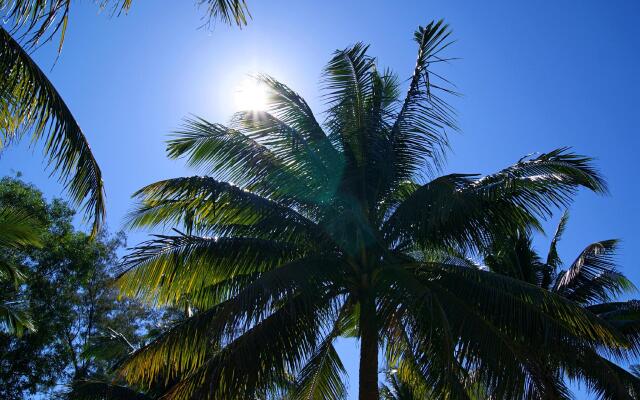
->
[116,21,631,400]
[0,0,251,235]
[481,211,640,398]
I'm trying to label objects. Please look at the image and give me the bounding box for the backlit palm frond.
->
[167,117,317,206]
[0,0,247,50]
[125,289,336,400]
[389,20,457,184]
[431,263,627,350]
[483,230,546,286]
[383,174,538,253]
[287,301,352,400]
[288,337,347,400]
[256,74,338,161]
[127,176,323,244]
[197,0,251,27]
[117,255,341,388]
[0,206,41,249]
[387,148,606,251]
[0,0,132,48]
[117,233,307,305]
[0,27,105,235]
[554,239,634,305]
[380,264,582,400]
[323,42,375,166]
[587,301,640,356]
[230,110,339,205]
[565,347,640,400]
[547,210,569,269]
[470,148,607,219]
[0,206,40,285]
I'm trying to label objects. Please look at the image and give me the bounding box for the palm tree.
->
[0,0,252,235]
[0,206,40,335]
[116,21,630,399]
[482,211,640,398]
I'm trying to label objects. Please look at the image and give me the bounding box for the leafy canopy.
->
[116,20,627,400]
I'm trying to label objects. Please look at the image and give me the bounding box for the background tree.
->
[0,177,168,400]
[115,21,634,400]
[481,211,640,398]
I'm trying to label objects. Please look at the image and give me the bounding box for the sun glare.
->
[234,78,268,111]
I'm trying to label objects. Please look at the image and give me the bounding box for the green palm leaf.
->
[0,27,105,235]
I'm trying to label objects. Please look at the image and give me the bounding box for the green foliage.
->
[0,177,167,400]
[481,211,640,398]
[114,21,635,400]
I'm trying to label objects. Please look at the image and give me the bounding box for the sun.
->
[234,77,269,111]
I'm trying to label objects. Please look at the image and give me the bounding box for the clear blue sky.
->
[2,1,639,398]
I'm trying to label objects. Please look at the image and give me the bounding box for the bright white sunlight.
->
[234,77,269,111]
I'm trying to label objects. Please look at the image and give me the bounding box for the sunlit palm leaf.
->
[0,27,105,235]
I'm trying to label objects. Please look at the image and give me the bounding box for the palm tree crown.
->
[117,21,631,400]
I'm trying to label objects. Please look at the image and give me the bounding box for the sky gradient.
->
[2,1,639,398]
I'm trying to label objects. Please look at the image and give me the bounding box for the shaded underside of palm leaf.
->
[116,21,624,400]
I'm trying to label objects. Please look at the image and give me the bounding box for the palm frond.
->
[127,176,323,244]
[470,148,607,218]
[124,289,337,400]
[288,301,352,400]
[197,0,251,27]
[118,233,307,305]
[167,117,320,207]
[383,174,538,253]
[68,379,151,400]
[323,42,375,167]
[0,27,105,235]
[288,340,347,400]
[117,255,341,386]
[0,298,35,336]
[554,239,634,305]
[0,206,41,249]
[543,209,570,288]
[389,20,457,183]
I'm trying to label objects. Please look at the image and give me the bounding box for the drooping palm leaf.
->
[0,27,105,235]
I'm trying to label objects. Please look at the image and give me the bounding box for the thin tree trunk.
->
[359,293,379,400]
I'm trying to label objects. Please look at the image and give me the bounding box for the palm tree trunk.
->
[359,294,379,400]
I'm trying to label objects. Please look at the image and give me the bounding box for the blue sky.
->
[2,1,640,398]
